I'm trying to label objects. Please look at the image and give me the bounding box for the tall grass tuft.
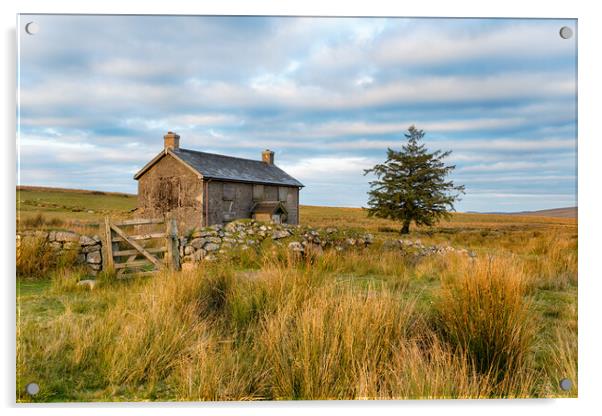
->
[17,236,78,278]
[20,213,64,230]
[524,233,577,290]
[257,283,419,399]
[434,256,536,386]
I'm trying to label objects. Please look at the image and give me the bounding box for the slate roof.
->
[134,148,304,187]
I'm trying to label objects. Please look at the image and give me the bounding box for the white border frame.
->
[3,1,600,415]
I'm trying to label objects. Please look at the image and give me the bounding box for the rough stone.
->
[288,241,304,252]
[194,249,207,261]
[77,279,97,290]
[63,241,79,250]
[272,230,290,240]
[190,238,206,249]
[54,231,79,242]
[86,251,102,264]
[79,235,97,246]
[205,236,222,245]
[204,243,220,252]
[33,230,49,240]
[81,244,101,254]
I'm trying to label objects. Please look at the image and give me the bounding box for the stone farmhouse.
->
[134,132,304,231]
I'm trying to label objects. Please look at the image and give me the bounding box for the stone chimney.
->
[164,131,180,150]
[262,149,274,165]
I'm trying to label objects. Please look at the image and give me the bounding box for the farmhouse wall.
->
[137,154,203,231]
[205,180,299,226]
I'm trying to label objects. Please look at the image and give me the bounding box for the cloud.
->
[280,156,376,181]
[458,159,574,173]
[375,21,575,67]
[17,15,577,211]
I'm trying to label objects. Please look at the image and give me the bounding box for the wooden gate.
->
[102,216,180,278]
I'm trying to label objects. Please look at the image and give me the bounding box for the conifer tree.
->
[364,125,465,234]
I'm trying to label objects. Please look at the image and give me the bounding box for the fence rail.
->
[102,216,180,279]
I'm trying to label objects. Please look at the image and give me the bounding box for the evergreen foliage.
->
[364,126,465,234]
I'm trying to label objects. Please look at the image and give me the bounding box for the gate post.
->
[165,215,181,271]
[102,216,115,271]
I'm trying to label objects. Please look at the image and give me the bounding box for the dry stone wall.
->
[17,230,103,275]
[178,220,375,267]
[17,220,475,277]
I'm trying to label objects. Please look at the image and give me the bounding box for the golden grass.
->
[16,198,577,401]
[16,236,79,279]
[434,256,535,385]
[301,205,576,234]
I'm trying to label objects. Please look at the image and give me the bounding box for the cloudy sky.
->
[17,15,577,212]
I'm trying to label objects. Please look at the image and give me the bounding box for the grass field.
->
[16,186,577,401]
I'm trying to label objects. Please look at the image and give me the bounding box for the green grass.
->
[17,279,51,297]
[17,186,137,227]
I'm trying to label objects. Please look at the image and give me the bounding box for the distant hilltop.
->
[467,207,577,219]
[16,185,135,198]
[16,185,577,220]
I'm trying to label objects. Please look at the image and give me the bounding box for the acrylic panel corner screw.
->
[559,26,573,39]
[25,22,39,35]
[25,382,40,396]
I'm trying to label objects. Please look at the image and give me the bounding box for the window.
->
[223,183,235,201]
[253,184,264,201]
[278,186,288,202]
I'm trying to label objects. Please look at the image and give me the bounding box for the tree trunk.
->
[400,219,411,234]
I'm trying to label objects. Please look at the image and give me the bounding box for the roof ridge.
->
[176,147,270,165]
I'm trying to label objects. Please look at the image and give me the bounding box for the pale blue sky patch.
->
[17,15,577,212]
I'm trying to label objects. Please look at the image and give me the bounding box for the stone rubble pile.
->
[384,238,476,258]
